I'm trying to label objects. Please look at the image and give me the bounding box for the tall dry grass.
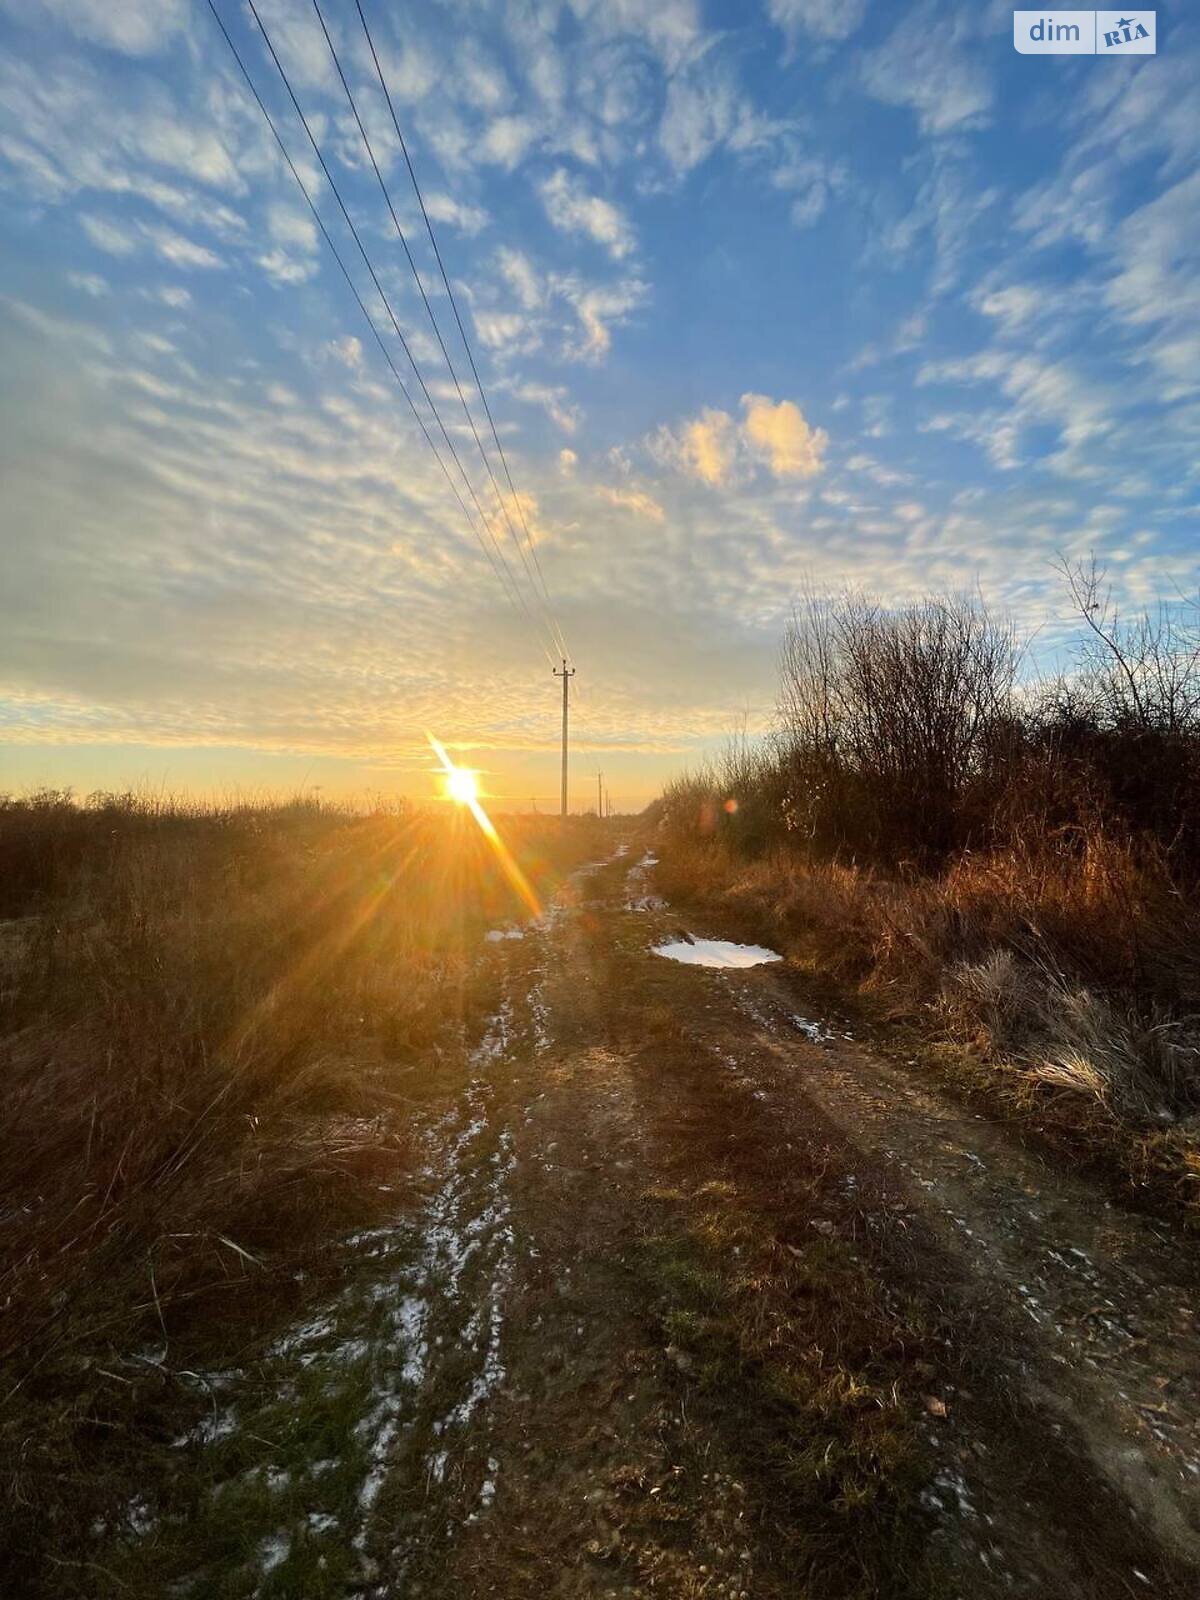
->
[652,579,1200,1209]
[0,789,604,1587]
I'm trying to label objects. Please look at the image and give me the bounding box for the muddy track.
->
[735,968,1200,1565]
[114,843,1200,1597]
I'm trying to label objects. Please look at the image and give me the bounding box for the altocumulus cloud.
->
[539,168,636,261]
[741,394,828,478]
[652,395,827,487]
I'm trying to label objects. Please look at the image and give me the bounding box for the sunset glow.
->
[3,2,1196,811]
[428,734,541,919]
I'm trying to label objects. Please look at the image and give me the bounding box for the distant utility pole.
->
[597,770,603,818]
[553,658,575,820]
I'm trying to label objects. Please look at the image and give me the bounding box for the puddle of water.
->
[484,927,525,942]
[652,938,782,969]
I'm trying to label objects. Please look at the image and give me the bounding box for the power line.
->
[242,0,554,666]
[355,0,568,663]
[205,0,531,634]
[310,0,566,665]
[241,0,560,668]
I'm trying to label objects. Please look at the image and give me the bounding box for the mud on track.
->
[103,843,1200,1598]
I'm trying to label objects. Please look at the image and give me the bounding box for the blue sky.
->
[1,0,1197,808]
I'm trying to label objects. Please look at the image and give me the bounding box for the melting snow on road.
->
[652,938,782,969]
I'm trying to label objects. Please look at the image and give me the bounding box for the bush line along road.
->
[2,805,1199,1596]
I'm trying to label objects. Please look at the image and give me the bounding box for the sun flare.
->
[426,732,541,917]
[445,765,479,806]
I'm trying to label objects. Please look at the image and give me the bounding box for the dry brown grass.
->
[653,826,1200,1215]
[0,790,606,1591]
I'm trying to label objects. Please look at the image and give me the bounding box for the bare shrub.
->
[777,591,1019,864]
[1056,555,1200,735]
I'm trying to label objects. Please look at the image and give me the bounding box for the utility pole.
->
[597,770,603,818]
[553,658,575,820]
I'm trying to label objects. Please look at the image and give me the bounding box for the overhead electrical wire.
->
[354,0,568,663]
[310,0,568,665]
[208,0,558,669]
[240,0,561,669]
[203,0,532,636]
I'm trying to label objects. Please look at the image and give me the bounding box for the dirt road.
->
[121,842,1200,1597]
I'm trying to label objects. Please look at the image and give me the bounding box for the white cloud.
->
[249,0,335,94]
[507,380,581,434]
[80,212,136,255]
[789,184,827,227]
[559,277,648,361]
[539,168,635,261]
[67,271,109,296]
[844,452,909,488]
[479,114,538,169]
[473,308,528,351]
[327,335,363,369]
[422,191,489,236]
[0,0,190,56]
[256,248,315,286]
[878,158,999,296]
[2,294,112,355]
[975,284,1041,331]
[144,225,224,271]
[267,203,317,255]
[918,349,1117,472]
[598,484,666,523]
[136,114,238,191]
[767,0,868,44]
[259,202,318,283]
[861,5,991,135]
[80,212,227,272]
[564,0,707,77]
[659,67,786,174]
[1106,171,1200,333]
[497,247,544,310]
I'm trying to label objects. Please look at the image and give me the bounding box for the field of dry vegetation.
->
[0,791,604,1590]
[654,563,1200,1217]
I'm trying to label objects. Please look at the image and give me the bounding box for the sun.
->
[445,765,479,806]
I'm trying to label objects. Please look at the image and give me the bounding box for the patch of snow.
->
[258,1531,291,1574]
[921,1467,977,1521]
[175,1399,240,1449]
[652,937,782,969]
[484,927,525,942]
[790,1013,831,1042]
[126,1496,155,1537]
